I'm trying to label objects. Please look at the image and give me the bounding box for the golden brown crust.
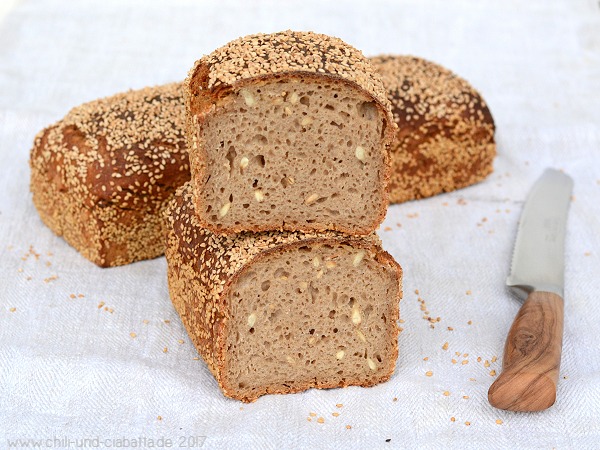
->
[183,31,395,236]
[370,55,496,203]
[30,83,189,267]
[165,182,401,402]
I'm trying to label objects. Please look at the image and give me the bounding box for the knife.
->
[488,168,573,412]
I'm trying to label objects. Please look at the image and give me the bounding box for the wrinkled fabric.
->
[1,1,599,448]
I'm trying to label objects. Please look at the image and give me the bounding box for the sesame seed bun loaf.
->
[370,55,496,203]
[29,83,189,267]
[165,182,402,402]
[184,31,396,236]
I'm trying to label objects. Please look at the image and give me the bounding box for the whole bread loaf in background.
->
[165,182,402,402]
[184,30,396,236]
[30,83,189,267]
[370,55,496,203]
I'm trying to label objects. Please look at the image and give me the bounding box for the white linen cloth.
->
[1,0,599,448]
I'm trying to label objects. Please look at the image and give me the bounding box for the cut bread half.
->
[184,31,395,235]
[165,182,402,402]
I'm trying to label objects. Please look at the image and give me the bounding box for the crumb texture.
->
[29,83,189,267]
[184,31,395,235]
[165,182,402,402]
[370,55,496,203]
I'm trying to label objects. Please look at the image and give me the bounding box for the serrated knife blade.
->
[506,169,573,299]
[488,168,573,412]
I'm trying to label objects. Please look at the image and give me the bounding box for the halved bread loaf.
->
[30,83,189,267]
[370,55,496,203]
[165,182,402,402]
[184,31,395,236]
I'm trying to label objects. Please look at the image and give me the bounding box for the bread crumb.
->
[143,319,149,324]
[332,412,340,417]
[477,357,482,362]
[466,290,472,295]
[307,417,312,422]
[317,417,325,424]
[463,395,469,399]
[130,332,137,338]
[490,370,497,376]
[496,419,503,425]
[484,360,490,368]
[414,289,419,295]
[469,378,476,382]
[69,294,76,299]
[392,398,397,402]
[443,391,450,397]
[157,416,162,421]
[467,320,472,325]
[447,327,454,331]
[346,425,352,430]
[423,357,429,361]
[425,371,433,377]
[451,359,457,364]
[450,417,456,422]
[163,347,168,353]
[309,412,317,417]
[462,360,469,365]
[465,421,471,426]
[9,307,16,312]
[193,357,200,361]
[97,302,105,309]
[164,319,171,324]
[77,294,84,298]
[442,342,449,350]
[178,339,184,344]
[384,226,392,232]
[491,356,498,363]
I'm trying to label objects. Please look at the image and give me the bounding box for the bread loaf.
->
[184,31,395,236]
[370,55,496,203]
[30,83,189,267]
[165,182,402,402]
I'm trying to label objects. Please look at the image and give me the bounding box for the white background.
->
[1,0,599,448]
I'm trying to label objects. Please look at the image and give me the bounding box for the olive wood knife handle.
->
[488,291,564,412]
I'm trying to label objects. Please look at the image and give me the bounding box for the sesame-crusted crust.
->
[370,55,496,203]
[165,182,401,402]
[30,83,190,267]
[183,31,395,235]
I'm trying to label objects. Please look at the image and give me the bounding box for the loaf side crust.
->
[165,182,402,402]
[371,55,496,203]
[30,83,189,267]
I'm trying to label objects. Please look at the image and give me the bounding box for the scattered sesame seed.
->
[332,412,340,417]
[157,416,162,421]
[9,307,16,313]
[97,302,105,309]
[443,391,450,397]
[425,371,433,377]
[346,425,352,430]
[496,419,503,425]
[466,290,472,295]
[317,417,325,424]
[490,370,497,376]
[130,332,137,338]
[465,421,471,426]
[163,347,168,353]
[442,342,449,350]
[450,417,456,422]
